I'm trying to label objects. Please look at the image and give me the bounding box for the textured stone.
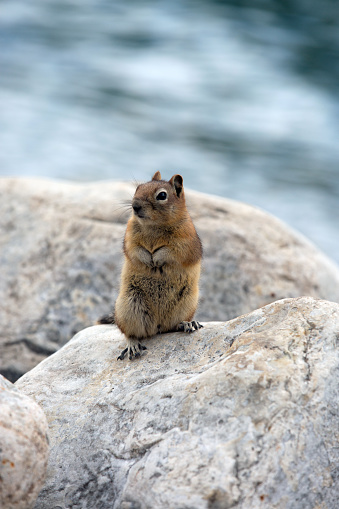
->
[1,178,339,381]
[0,375,49,509]
[16,297,339,509]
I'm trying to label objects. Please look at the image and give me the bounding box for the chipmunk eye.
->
[156,191,167,201]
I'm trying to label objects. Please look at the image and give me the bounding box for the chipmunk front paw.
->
[117,339,147,360]
[177,320,203,333]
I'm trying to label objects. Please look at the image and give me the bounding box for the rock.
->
[1,177,339,381]
[16,296,339,509]
[0,375,49,509]
[189,189,339,320]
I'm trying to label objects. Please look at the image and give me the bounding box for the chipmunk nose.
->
[133,203,142,214]
[132,200,144,217]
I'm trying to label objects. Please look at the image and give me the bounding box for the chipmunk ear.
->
[169,174,183,197]
[152,171,162,181]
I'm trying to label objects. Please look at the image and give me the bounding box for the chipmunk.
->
[98,171,203,360]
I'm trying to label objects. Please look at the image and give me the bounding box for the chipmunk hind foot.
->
[117,339,147,360]
[176,320,203,333]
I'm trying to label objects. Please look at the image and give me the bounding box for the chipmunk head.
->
[132,171,187,225]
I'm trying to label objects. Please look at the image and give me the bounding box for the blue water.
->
[1,1,338,263]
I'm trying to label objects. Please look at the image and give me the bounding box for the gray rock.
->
[0,375,49,509]
[189,189,339,321]
[16,296,339,509]
[1,178,339,380]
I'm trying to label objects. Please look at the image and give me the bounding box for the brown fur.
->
[114,172,203,358]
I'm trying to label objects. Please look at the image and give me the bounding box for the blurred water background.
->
[1,0,338,263]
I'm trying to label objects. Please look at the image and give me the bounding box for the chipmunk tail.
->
[96,311,115,325]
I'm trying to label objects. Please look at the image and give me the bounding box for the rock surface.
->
[0,375,49,509]
[16,296,339,509]
[2,177,339,380]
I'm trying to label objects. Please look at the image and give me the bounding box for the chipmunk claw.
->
[177,320,203,333]
[117,347,128,361]
[117,341,147,361]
